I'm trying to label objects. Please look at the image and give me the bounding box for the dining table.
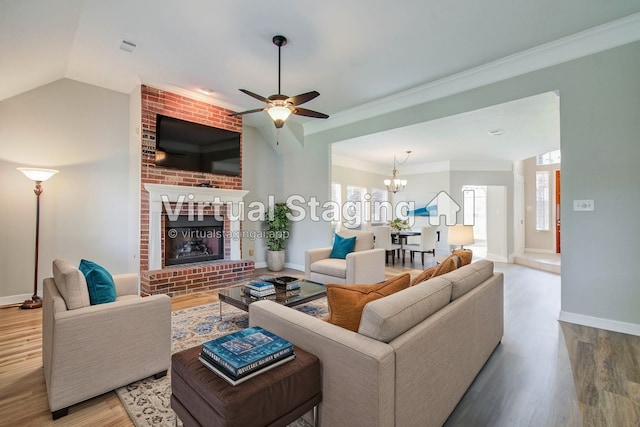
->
[390,230,422,265]
[391,229,441,265]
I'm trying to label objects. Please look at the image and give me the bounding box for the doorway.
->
[463,185,508,262]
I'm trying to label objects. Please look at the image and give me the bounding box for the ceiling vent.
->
[119,39,138,53]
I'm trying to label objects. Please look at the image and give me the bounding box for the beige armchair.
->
[43,259,171,419]
[305,230,385,284]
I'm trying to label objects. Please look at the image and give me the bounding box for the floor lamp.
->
[18,167,59,309]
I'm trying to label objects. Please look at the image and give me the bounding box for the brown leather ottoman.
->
[171,345,322,427]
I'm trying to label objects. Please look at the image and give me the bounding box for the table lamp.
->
[448,225,474,250]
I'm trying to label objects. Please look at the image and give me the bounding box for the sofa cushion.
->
[329,234,357,259]
[336,230,374,252]
[359,277,452,342]
[310,258,347,279]
[325,273,410,332]
[447,259,494,300]
[79,259,117,305]
[52,259,91,310]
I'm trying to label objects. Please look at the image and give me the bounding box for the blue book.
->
[245,282,275,291]
[201,327,293,377]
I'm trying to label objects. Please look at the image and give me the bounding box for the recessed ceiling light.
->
[199,88,215,95]
[488,129,503,136]
[119,39,138,53]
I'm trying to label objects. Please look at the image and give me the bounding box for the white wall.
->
[241,125,280,268]
[486,186,508,262]
[291,41,640,334]
[0,79,131,302]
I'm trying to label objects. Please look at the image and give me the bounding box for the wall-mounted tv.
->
[155,114,241,176]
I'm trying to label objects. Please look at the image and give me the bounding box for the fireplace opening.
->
[164,215,224,266]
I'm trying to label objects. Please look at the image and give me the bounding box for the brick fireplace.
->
[139,85,254,296]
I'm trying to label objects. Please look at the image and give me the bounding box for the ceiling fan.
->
[229,35,329,128]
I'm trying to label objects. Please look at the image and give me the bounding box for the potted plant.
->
[390,218,410,231]
[265,203,292,271]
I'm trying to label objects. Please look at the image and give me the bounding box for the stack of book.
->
[264,276,301,291]
[199,326,295,386]
[244,281,276,297]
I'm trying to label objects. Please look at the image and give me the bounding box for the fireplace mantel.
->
[144,183,249,270]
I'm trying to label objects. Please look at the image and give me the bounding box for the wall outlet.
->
[249,249,254,256]
[573,199,594,211]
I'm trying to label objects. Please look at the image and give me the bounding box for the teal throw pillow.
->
[79,259,117,305]
[329,234,357,259]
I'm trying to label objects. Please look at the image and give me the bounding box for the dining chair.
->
[405,226,438,265]
[372,226,402,265]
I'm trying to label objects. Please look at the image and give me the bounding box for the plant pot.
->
[267,250,285,271]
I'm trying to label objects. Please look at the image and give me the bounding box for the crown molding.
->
[305,13,640,136]
[140,78,246,113]
[332,154,385,175]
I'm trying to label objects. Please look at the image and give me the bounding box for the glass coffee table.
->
[218,278,326,317]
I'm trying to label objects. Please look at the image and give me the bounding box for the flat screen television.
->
[155,114,241,176]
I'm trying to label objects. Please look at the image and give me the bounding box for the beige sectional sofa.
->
[249,259,503,427]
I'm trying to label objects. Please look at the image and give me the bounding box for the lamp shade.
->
[448,225,474,246]
[267,106,292,122]
[18,167,59,182]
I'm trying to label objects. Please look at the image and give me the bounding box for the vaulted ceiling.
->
[3,1,640,166]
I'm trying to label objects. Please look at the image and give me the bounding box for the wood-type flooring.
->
[0,264,638,426]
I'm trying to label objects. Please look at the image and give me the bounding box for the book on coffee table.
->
[199,352,295,386]
[200,327,294,379]
[263,276,301,290]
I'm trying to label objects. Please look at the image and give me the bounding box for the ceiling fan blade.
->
[287,91,320,106]
[239,89,269,103]
[292,107,329,119]
[228,107,266,117]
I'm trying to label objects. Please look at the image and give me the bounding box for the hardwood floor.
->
[0,264,638,426]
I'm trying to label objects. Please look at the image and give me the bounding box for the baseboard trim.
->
[254,261,267,269]
[284,263,304,273]
[559,311,640,337]
[485,253,509,263]
[523,248,555,254]
[0,293,33,308]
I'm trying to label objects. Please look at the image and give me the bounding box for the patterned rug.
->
[116,298,328,427]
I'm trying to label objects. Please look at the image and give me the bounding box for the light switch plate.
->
[573,199,594,211]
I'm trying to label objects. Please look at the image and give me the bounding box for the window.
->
[330,182,342,226]
[345,185,367,227]
[370,188,390,223]
[536,171,550,231]
[536,149,561,165]
[331,182,342,207]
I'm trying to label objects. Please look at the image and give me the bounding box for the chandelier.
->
[384,151,411,193]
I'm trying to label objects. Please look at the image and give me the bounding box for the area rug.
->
[116,298,328,427]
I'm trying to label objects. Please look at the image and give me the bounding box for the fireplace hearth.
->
[165,215,223,266]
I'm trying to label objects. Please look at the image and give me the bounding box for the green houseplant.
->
[390,218,410,231]
[265,203,292,271]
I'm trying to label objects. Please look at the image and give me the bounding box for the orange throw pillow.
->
[431,254,459,277]
[325,273,411,332]
[452,249,472,266]
[410,266,438,286]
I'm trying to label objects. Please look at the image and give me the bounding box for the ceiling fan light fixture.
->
[267,106,292,128]
[229,34,328,128]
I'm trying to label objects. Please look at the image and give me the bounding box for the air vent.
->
[119,39,138,53]
[488,129,503,136]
